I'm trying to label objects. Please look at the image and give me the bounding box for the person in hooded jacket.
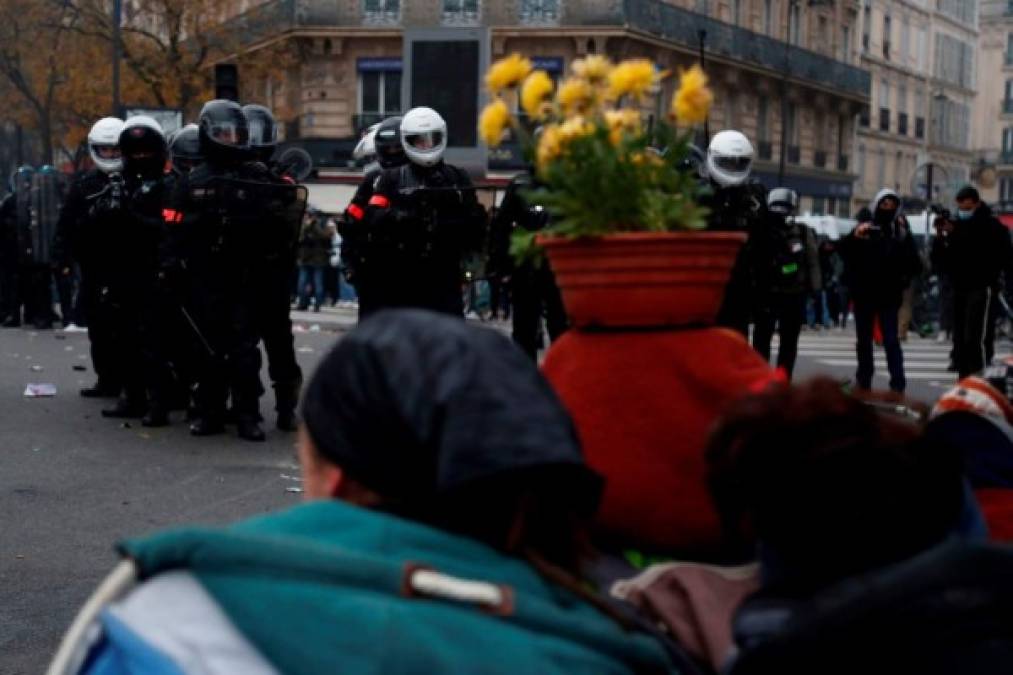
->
[839,189,922,395]
[931,186,1013,378]
[51,310,692,675]
[362,107,486,317]
[53,117,127,398]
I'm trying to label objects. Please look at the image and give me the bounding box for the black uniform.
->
[705,179,769,334]
[932,203,1013,377]
[339,164,382,314]
[52,169,123,395]
[167,162,305,433]
[748,215,822,377]
[361,161,486,317]
[489,173,568,360]
[0,193,18,324]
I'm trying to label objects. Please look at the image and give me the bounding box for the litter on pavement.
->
[24,384,57,397]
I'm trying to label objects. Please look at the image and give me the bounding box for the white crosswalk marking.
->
[771,331,969,388]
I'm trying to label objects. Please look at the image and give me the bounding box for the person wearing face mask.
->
[839,189,922,396]
[932,186,1013,378]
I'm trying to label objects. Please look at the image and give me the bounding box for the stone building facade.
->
[975,0,1013,213]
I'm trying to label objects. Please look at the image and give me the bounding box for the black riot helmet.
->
[198,99,250,166]
[242,103,278,163]
[120,116,168,180]
[168,123,203,176]
[374,116,406,169]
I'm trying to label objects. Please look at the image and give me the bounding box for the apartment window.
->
[1001,177,1013,205]
[935,34,975,87]
[896,83,907,135]
[789,2,802,45]
[915,116,925,139]
[1006,80,1013,113]
[358,69,402,126]
[841,25,851,63]
[898,113,909,136]
[520,0,558,22]
[764,0,774,35]
[837,114,847,166]
[879,79,890,132]
[1008,34,1013,65]
[862,2,871,52]
[883,14,892,59]
[818,16,828,51]
[756,97,771,159]
[900,17,910,66]
[859,104,870,128]
[937,0,976,25]
[786,103,800,163]
[1004,127,1013,154]
[858,144,867,183]
[732,0,742,25]
[695,0,709,14]
[876,149,886,188]
[443,0,479,22]
[363,0,399,21]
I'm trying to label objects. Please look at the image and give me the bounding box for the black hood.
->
[301,310,602,513]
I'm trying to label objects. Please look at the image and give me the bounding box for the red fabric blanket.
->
[543,328,776,555]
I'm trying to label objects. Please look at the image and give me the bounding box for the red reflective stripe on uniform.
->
[368,194,391,208]
[162,208,183,223]
[282,175,295,184]
[347,204,365,221]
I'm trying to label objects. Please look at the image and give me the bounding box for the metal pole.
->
[778,1,795,185]
[698,29,710,141]
[15,124,23,166]
[112,0,122,117]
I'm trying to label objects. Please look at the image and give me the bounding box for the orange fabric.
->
[368,194,390,208]
[976,488,1013,542]
[542,328,776,554]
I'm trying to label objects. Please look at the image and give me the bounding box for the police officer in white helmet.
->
[361,106,486,316]
[52,117,127,398]
[703,129,769,334]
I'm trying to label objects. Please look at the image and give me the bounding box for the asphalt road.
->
[0,322,344,674]
[0,311,965,673]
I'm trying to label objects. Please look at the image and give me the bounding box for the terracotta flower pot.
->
[538,231,747,328]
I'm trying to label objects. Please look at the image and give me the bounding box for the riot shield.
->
[211,177,308,257]
[14,181,33,263]
[29,171,63,264]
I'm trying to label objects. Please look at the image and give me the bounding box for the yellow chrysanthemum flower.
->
[520,70,554,120]
[559,115,594,143]
[604,108,642,145]
[671,64,714,126]
[630,150,665,168]
[572,55,613,84]
[478,98,512,147]
[536,124,563,172]
[608,59,662,101]
[556,77,594,114]
[485,53,533,94]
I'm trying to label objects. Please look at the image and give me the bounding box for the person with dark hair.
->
[839,190,922,395]
[705,378,1012,675]
[50,311,685,675]
[932,185,1013,377]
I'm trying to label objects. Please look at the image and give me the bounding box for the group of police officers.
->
[0,95,819,440]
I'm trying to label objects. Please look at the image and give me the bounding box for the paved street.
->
[0,317,348,674]
[0,308,983,672]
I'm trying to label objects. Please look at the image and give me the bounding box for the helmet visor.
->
[248,116,278,147]
[92,144,121,160]
[715,156,752,174]
[208,120,249,148]
[405,131,444,151]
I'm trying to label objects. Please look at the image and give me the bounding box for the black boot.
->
[274,380,302,432]
[190,417,225,436]
[102,397,146,419]
[236,415,266,442]
[81,381,121,398]
[142,403,170,428]
[2,315,21,328]
[276,408,298,432]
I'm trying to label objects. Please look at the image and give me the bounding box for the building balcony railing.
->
[813,150,827,168]
[757,140,773,160]
[234,0,871,102]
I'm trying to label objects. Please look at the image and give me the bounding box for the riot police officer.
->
[489,170,568,360]
[703,130,768,334]
[98,116,175,426]
[748,188,821,378]
[241,103,303,432]
[340,115,405,315]
[52,117,126,396]
[167,124,203,178]
[361,107,486,316]
[167,99,303,441]
[1,166,34,327]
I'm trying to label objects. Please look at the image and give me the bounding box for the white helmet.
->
[88,117,125,173]
[707,130,754,188]
[401,107,447,167]
[353,123,380,161]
